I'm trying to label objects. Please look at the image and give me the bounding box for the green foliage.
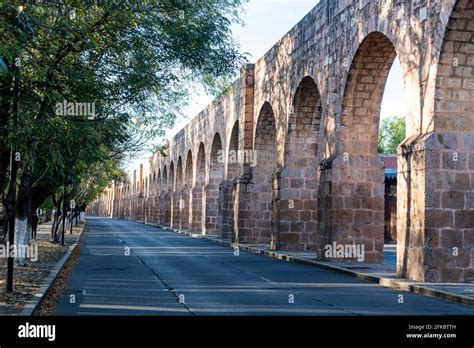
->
[378,116,406,155]
[0,0,247,208]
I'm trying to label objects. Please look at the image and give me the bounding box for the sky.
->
[127,0,407,170]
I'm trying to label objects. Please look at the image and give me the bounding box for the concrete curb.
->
[20,221,87,316]
[139,221,474,307]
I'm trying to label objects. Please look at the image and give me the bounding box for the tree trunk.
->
[51,193,63,242]
[4,152,18,292]
[15,168,32,266]
[61,185,66,245]
[5,63,20,291]
[0,68,13,197]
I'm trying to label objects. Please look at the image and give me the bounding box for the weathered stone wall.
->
[88,0,473,283]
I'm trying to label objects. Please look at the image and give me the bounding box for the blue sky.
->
[128,0,407,169]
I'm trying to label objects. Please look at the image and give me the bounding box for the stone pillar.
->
[180,188,191,231]
[278,165,318,251]
[163,193,172,227]
[220,180,234,240]
[157,192,166,226]
[400,0,474,283]
[204,181,222,236]
[172,191,180,229]
[191,186,204,233]
[143,197,149,223]
[230,64,255,244]
[271,170,282,250]
[316,155,385,263]
[138,196,145,222]
[232,174,254,244]
[150,195,159,224]
[397,132,474,282]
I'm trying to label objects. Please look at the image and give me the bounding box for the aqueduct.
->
[89,0,474,283]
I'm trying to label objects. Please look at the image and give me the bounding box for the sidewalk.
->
[162,227,474,307]
[0,221,84,315]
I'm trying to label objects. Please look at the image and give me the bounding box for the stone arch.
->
[279,76,323,251]
[254,102,278,174]
[139,176,145,221]
[174,156,185,229]
[433,0,474,134]
[159,165,168,225]
[319,32,398,263]
[191,143,206,233]
[397,0,474,283]
[205,133,225,235]
[169,162,175,190]
[167,161,175,227]
[340,32,397,155]
[152,171,156,196]
[210,133,225,181]
[222,121,240,240]
[151,168,161,224]
[227,121,240,180]
[176,156,184,190]
[162,165,168,191]
[179,150,194,230]
[157,169,161,192]
[249,102,279,246]
[196,143,206,186]
[185,150,194,187]
[144,176,149,222]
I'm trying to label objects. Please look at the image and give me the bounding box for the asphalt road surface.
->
[56,217,474,316]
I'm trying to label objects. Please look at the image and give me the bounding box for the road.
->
[56,217,474,315]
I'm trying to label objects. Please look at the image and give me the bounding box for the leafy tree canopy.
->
[0,0,247,208]
[378,116,406,155]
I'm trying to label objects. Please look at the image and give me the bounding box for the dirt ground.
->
[0,222,83,315]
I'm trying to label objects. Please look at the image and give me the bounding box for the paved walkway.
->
[56,217,474,315]
[231,243,474,302]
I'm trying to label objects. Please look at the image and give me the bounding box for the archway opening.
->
[162,166,168,192]
[332,31,400,263]
[154,169,161,224]
[206,133,224,235]
[175,157,184,229]
[168,162,175,227]
[191,143,206,233]
[227,121,240,179]
[182,150,193,230]
[196,143,206,186]
[185,151,193,188]
[176,157,184,190]
[252,102,278,245]
[160,165,168,225]
[157,169,161,193]
[281,76,322,251]
[378,56,407,266]
[210,133,225,182]
[223,121,240,240]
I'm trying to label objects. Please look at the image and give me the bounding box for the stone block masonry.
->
[88,0,473,283]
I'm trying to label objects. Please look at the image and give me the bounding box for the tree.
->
[0,0,246,288]
[378,116,406,155]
